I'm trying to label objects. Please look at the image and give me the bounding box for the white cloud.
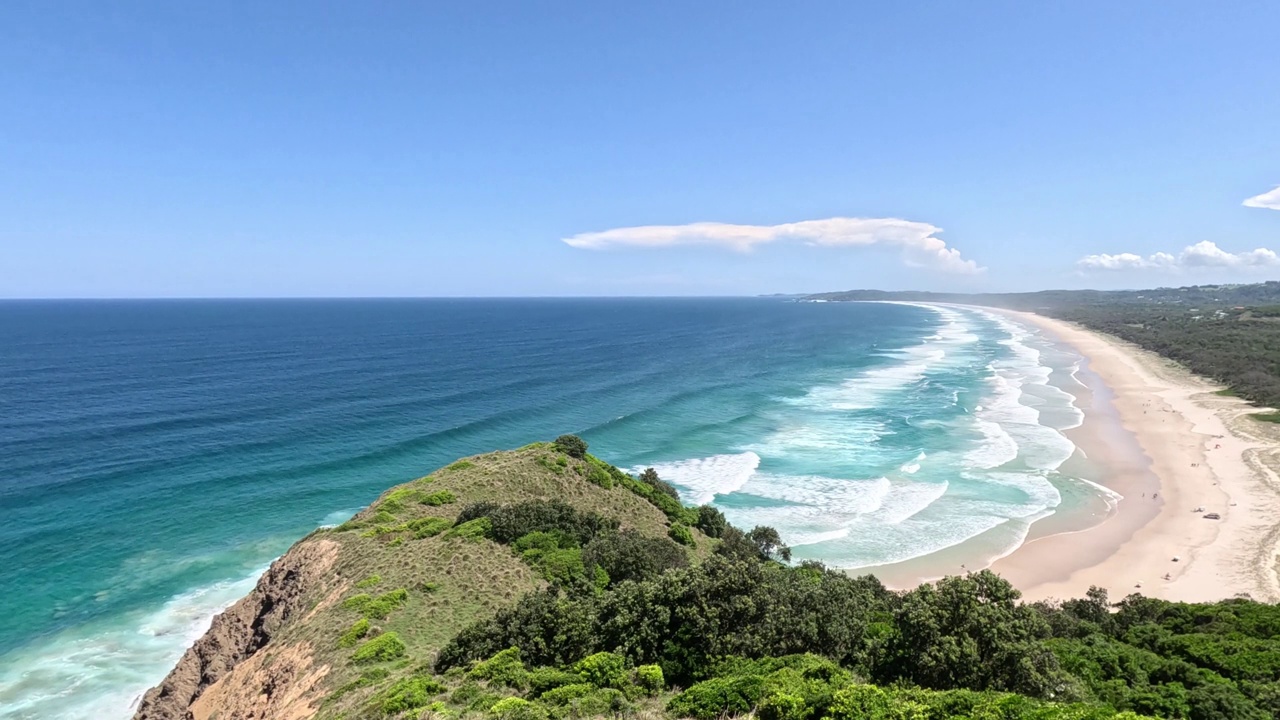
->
[562,217,983,274]
[1078,241,1279,272]
[1243,185,1280,210]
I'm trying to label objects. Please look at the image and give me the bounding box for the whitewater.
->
[645,302,1104,572]
[0,298,1113,718]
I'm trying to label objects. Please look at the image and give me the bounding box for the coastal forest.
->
[136,436,1280,720]
[810,281,1280,413]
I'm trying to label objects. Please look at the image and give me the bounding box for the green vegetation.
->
[553,434,588,459]
[667,523,694,546]
[424,489,458,506]
[342,588,409,619]
[226,439,1280,720]
[351,632,408,664]
[373,675,446,716]
[338,618,370,647]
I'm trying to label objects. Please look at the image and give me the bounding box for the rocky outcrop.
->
[132,537,340,720]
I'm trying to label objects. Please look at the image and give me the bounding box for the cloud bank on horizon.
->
[1244,185,1280,210]
[562,217,983,274]
[1078,241,1280,272]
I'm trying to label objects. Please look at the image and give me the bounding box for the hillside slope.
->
[134,440,707,720]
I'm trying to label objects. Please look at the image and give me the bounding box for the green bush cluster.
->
[469,647,532,689]
[351,632,408,664]
[573,652,629,690]
[450,499,687,592]
[338,618,370,647]
[667,523,694,546]
[584,463,613,489]
[423,489,457,506]
[552,435,588,459]
[489,697,548,720]
[406,516,453,538]
[342,588,409,619]
[693,504,727,538]
[616,472,695,523]
[374,675,446,715]
[445,517,492,541]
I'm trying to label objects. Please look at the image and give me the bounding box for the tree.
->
[583,529,688,584]
[639,468,680,500]
[553,434,589,459]
[877,571,1061,697]
[695,505,728,538]
[747,526,792,562]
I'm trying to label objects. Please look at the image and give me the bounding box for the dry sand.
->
[989,309,1280,604]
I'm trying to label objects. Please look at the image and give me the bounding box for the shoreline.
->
[986,309,1280,603]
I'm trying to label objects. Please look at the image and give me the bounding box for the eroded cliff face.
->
[132,537,340,720]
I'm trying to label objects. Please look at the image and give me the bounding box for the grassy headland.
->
[140,436,1280,720]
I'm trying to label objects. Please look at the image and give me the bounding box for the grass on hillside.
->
[251,442,710,720]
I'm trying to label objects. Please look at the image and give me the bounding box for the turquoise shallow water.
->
[0,298,1102,718]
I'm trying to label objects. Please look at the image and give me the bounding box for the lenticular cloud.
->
[1243,185,1280,210]
[562,217,984,274]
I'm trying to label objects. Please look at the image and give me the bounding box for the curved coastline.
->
[984,308,1280,603]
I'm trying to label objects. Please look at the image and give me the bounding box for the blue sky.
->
[2,1,1277,297]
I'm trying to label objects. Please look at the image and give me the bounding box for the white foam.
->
[899,451,926,475]
[642,452,761,505]
[0,569,264,720]
[319,508,362,528]
[795,303,978,413]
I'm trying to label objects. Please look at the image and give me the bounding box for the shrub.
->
[525,548,587,586]
[446,517,493,541]
[757,691,807,720]
[486,501,618,546]
[342,588,410,619]
[639,468,680,499]
[380,487,428,513]
[446,460,474,472]
[488,697,548,720]
[424,490,457,506]
[823,685,929,720]
[529,667,584,696]
[695,505,728,538]
[539,683,596,705]
[553,435,589,459]
[668,523,695,546]
[456,501,501,524]
[667,675,766,720]
[582,529,688,584]
[514,530,575,553]
[539,688,632,717]
[375,675,446,715]
[338,618,370,647]
[585,464,613,489]
[574,651,630,690]
[469,647,531,690]
[635,664,665,694]
[352,632,407,664]
[407,516,452,538]
[356,574,382,589]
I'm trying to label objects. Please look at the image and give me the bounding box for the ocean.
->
[0,298,1105,718]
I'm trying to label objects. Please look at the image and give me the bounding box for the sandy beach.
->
[989,309,1280,604]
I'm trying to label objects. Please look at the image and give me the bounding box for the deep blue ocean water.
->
[0,298,1101,718]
